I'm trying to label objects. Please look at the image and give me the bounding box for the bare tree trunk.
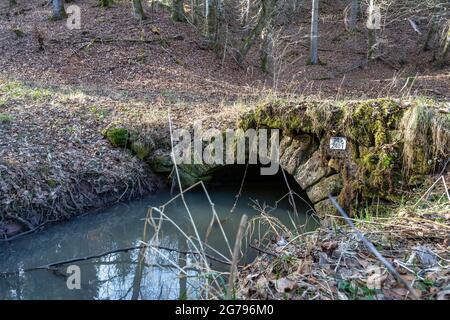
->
[52,0,66,20]
[238,8,267,64]
[310,0,320,65]
[367,28,376,59]
[132,0,146,20]
[207,0,220,39]
[366,0,379,60]
[435,25,450,68]
[423,20,436,52]
[260,26,273,72]
[190,0,198,24]
[350,0,359,30]
[172,0,186,22]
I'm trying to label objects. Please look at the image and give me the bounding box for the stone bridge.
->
[107,98,449,218]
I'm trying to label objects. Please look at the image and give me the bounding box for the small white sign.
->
[330,137,347,150]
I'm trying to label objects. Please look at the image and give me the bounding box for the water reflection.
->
[0,165,317,300]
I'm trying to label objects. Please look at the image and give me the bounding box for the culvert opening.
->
[170,163,319,235]
[163,163,320,265]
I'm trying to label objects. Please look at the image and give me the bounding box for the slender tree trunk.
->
[52,0,66,20]
[238,8,267,63]
[260,25,273,73]
[172,0,186,22]
[435,26,450,68]
[367,28,376,59]
[238,0,276,65]
[190,0,197,24]
[423,19,436,52]
[310,0,320,65]
[366,0,379,60]
[207,0,219,38]
[350,0,359,30]
[204,0,209,34]
[132,0,146,20]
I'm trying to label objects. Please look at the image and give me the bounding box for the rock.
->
[148,150,173,173]
[176,169,206,187]
[178,163,221,179]
[280,134,316,175]
[148,148,222,188]
[313,198,337,218]
[294,150,331,189]
[414,246,438,268]
[307,174,343,203]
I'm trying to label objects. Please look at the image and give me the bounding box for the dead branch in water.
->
[0,243,233,278]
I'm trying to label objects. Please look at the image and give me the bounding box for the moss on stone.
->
[148,152,173,173]
[345,98,404,148]
[238,97,449,215]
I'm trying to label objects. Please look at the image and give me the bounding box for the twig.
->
[227,214,248,299]
[408,19,422,35]
[414,175,447,207]
[167,110,209,265]
[230,162,249,213]
[280,167,298,216]
[249,243,279,257]
[5,213,34,230]
[0,220,55,242]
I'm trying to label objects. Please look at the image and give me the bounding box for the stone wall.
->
[106,98,449,219]
[239,98,450,218]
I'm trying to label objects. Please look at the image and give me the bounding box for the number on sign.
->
[330,137,347,150]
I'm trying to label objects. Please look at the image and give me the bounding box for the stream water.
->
[0,165,317,300]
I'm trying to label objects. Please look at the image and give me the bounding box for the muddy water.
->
[0,165,317,300]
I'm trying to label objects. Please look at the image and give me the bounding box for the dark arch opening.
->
[205,164,318,226]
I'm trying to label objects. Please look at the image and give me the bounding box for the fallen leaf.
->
[271,277,298,293]
[321,241,338,253]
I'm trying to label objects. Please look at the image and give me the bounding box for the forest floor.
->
[0,0,449,100]
[238,175,450,300]
[0,0,449,299]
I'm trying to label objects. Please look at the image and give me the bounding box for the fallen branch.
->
[328,195,420,300]
[0,243,232,277]
[0,220,56,242]
[249,243,279,257]
[83,35,184,45]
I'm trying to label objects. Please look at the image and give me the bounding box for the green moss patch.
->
[105,127,129,148]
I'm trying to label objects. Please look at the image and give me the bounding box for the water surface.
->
[0,165,317,299]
